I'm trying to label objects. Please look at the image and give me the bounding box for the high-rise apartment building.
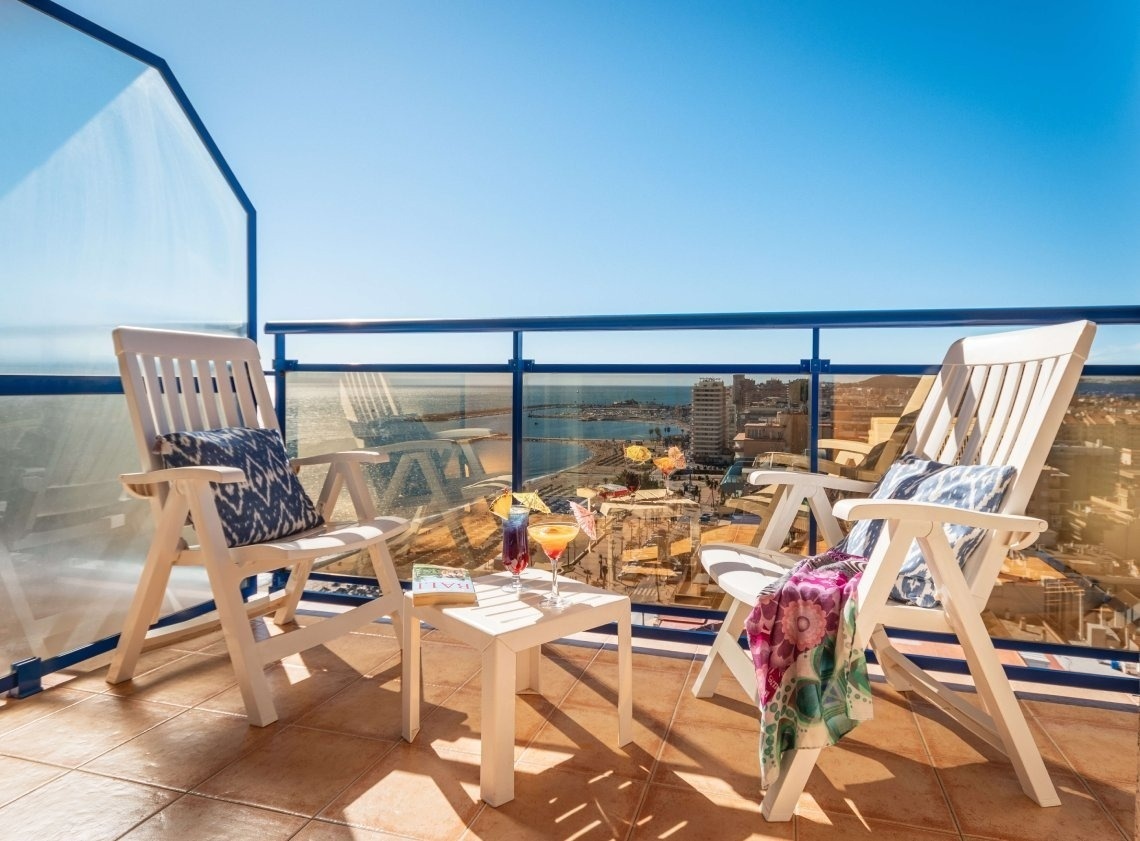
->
[691,378,734,463]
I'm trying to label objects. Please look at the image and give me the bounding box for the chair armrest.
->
[755,453,849,475]
[755,440,870,472]
[701,542,799,571]
[377,439,457,454]
[834,498,1046,547]
[463,474,512,493]
[433,427,492,442]
[119,466,246,499]
[291,449,392,468]
[294,440,457,471]
[817,438,873,456]
[748,469,875,494]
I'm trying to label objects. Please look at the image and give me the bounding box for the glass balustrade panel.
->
[284,370,512,586]
[0,395,212,665]
[0,0,248,376]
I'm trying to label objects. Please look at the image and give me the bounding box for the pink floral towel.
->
[744,549,874,787]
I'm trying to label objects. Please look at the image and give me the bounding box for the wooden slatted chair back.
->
[901,320,1095,598]
[113,327,277,480]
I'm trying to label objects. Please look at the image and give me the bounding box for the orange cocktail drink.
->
[528,520,579,608]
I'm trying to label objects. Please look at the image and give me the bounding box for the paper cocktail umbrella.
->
[569,500,598,540]
[490,490,553,520]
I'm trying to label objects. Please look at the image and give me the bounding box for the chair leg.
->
[107,498,187,684]
[376,456,415,511]
[756,486,802,552]
[340,459,404,645]
[107,554,175,684]
[364,540,403,646]
[869,626,915,693]
[954,612,1060,807]
[186,487,279,727]
[273,560,314,626]
[805,486,847,550]
[760,747,820,821]
[205,559,279,727]
[692,597,757,702]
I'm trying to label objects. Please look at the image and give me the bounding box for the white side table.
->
[401,569,633,806]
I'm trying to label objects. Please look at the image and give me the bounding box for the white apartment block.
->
[690,377,734,462]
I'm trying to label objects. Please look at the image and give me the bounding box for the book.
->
[410,564,478,606]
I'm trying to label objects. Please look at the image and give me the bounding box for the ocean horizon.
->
[287,378,691,480]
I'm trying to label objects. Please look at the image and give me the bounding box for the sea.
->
[286,377,695,479]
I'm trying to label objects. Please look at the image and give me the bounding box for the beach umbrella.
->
[624,444,652,463]
[653,446,686,475]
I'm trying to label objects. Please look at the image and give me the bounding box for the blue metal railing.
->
[4,306,1139,697]
[266,305,1140,695]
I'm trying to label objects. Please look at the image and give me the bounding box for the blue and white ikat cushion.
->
[837,453,1016,608]
[157,427,324,548]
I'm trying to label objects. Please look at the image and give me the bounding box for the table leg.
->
[401,601,421,743]
[616,611,633,746]
[481,639,517,806]
[516,646,541,693]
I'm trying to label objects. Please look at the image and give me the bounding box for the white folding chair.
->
[692,320,1096,820]
[107,327,410,726]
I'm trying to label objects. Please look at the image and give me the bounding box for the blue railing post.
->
[809,328,821,476]
[510,331,526,491]
[273,333,288,434]
[10,657,43,698]
[269,332,293,597]
[801,328,830,555]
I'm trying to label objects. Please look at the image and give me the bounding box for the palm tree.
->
[615,469,641,492]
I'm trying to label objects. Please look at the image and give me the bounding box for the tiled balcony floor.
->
[0,612,1136,841]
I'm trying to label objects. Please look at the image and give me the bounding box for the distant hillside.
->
[836,374,919,391]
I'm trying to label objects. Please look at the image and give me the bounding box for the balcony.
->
[2,4,1138,839]
[0,608,1134,840]
[3,309,1139,840]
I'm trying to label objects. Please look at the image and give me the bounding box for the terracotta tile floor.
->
[1,613,1136,841]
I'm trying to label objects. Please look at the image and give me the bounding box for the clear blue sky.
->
[56,1,1140,364]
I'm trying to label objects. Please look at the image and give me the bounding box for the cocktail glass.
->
[527,518,580,609]
[501,505,531,593]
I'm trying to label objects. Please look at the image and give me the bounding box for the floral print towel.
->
[744,550,874,787]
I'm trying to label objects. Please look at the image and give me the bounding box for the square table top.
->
[405,568,630,651]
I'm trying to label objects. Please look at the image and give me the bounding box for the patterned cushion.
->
[836,453,1016,608]
[837,454,945,559]
[157,427,324,548]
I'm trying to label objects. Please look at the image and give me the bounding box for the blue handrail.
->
[266,304,1140,335]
